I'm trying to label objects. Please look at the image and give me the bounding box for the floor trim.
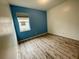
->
[47,33,79,42]
[19,32,47,44]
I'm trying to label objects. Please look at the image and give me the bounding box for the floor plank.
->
[18,34,79,59]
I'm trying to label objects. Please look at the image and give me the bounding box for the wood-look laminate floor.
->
[18,34,79,59]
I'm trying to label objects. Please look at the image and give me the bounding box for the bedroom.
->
[0,0,79,59]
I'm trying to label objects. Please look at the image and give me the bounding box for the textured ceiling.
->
[7,0,66,10]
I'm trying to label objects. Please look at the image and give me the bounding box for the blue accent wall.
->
[10,5,47,41]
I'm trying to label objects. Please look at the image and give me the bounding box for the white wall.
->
[47,0,79,40]
[0,0,18,59]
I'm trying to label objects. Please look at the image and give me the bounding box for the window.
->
[17,16,31,32]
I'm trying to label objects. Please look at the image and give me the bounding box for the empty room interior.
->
[0,0,79,59]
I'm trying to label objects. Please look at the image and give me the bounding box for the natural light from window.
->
[17,16,31,32]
